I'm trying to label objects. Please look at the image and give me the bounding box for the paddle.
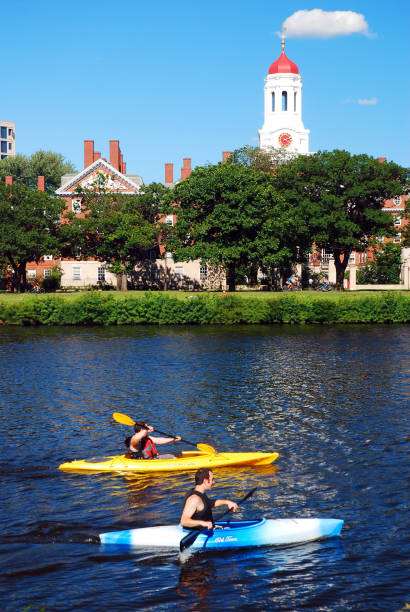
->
[112,412,216,454]
[179,487,257,552]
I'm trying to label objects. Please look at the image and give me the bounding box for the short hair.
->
[134,422,148,433]
[195,468,212,485]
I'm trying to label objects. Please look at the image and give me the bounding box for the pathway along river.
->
[0,325,408,611]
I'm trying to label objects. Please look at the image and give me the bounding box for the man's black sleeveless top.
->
[183,489,215,523]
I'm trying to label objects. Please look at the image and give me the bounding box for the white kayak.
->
[100,518,343,550]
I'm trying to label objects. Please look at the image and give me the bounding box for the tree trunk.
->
[227,262,236,292]
[333,250,350,290]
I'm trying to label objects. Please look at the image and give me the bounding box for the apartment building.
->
[0,121,15,159]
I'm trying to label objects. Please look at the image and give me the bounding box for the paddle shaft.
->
[179,487,257,552]
[153,428,200,450]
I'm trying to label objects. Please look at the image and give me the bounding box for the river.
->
[0,324,408,611]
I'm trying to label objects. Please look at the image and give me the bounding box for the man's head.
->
[195,468,214,487]
[134,422,149,433]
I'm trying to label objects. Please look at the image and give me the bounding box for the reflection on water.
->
[0,324,409,611]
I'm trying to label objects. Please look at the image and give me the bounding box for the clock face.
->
[278,132,292,147]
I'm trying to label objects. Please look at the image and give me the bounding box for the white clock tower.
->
[258,40,310,154]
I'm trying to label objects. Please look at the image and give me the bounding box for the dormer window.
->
[393,196,402,206]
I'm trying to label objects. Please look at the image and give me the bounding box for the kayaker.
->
[126,422,182,460]
[180,468,238,530]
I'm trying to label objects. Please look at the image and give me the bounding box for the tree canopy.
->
[164,162,300,291]
[273,150,408,288]
[65,177,165,289]
[227,145,294,172]
[0,151,75,192]
[0,182,66,291]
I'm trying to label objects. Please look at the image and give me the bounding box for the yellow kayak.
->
[58,450,279,473]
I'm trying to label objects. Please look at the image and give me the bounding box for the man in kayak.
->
[126,422,182,459]
[180,468,238,530]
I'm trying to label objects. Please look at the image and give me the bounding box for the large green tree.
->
[228,145,294,172]
[273,150,408,289]
[0,151,75,192]
[164,162,298,291]
[65,178,164,290]
[0,182,66,291]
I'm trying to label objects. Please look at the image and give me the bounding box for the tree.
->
[65,177,162,290]
[0,182,66,291]
[357,242,402,284]
[273,150,408,289]
[0,151,75,192]
[164,162,295,291]
[228,145,294,172]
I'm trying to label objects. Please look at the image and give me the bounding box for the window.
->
[393,196,402,206]
[72,198,81,213]
[394,233,402,243]
[394,215,401,226]
[166,251,173,259]
[43,255,53,261]
[200,265,208,281]
[97,267,106,282]
[1,155,6,160]
[27,270,36,279]
[282,91,287,111]
[165,215,173,226]
[321,249,331,263]
[348,252,356,264]
[8,128,13,137]
[44,269,52,278]
[8,142,12,150]
[72,266,81,280]
[1,141,7,153]
[294,92,297,111]
[0,127,6,139]
[271,92,275,112]
[174,266,184,279]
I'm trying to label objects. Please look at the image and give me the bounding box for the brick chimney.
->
[222,151,231,162]
[109,140,121,171]
[37,176,45,191]
[5,176,13,185]
[84,140,94,168]
[165,163,174,183]
[93,151,101,162]
[377,157,387,163]
[181,158,192,180]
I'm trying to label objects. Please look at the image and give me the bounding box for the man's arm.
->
[150,435,181,445]
[180,496,213,530]
[214,499,238,512]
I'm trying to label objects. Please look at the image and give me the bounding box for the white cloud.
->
[358,98,377,105]
[279,9,371,39]
[341,98,377,105]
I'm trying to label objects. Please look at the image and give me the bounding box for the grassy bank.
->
[0,291,409,325]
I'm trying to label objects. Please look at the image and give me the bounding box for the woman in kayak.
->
[126,422,182,460]
[180,468,238,530]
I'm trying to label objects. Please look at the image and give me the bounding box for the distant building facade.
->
[0,121,15,159]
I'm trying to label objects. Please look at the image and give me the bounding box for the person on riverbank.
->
[125,422,181,460]
[180,468,238,530]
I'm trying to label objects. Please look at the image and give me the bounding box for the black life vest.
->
[124,435,158,459]
[183,489,215,524]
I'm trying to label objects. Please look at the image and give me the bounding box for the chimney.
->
[93,151,101,162]
[37,176,45,191]
[181,158,192,180]
[377,157,387,163]
[122,162,126,174]
[222,151,231,162]
[109,140,121,171]
[5,176,13,185]
[84,140,94,168]
[165,163,174,183]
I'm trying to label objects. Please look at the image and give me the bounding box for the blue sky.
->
[3,0,409,183]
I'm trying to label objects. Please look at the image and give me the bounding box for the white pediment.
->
[56,159,143,196]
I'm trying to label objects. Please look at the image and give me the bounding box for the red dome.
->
[268,41,299,75]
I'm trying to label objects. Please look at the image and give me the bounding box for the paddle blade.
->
[113,412,135,426]
[180,527,205,552]
[197,443,216,454]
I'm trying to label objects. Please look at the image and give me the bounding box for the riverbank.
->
[0,290,409,325]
